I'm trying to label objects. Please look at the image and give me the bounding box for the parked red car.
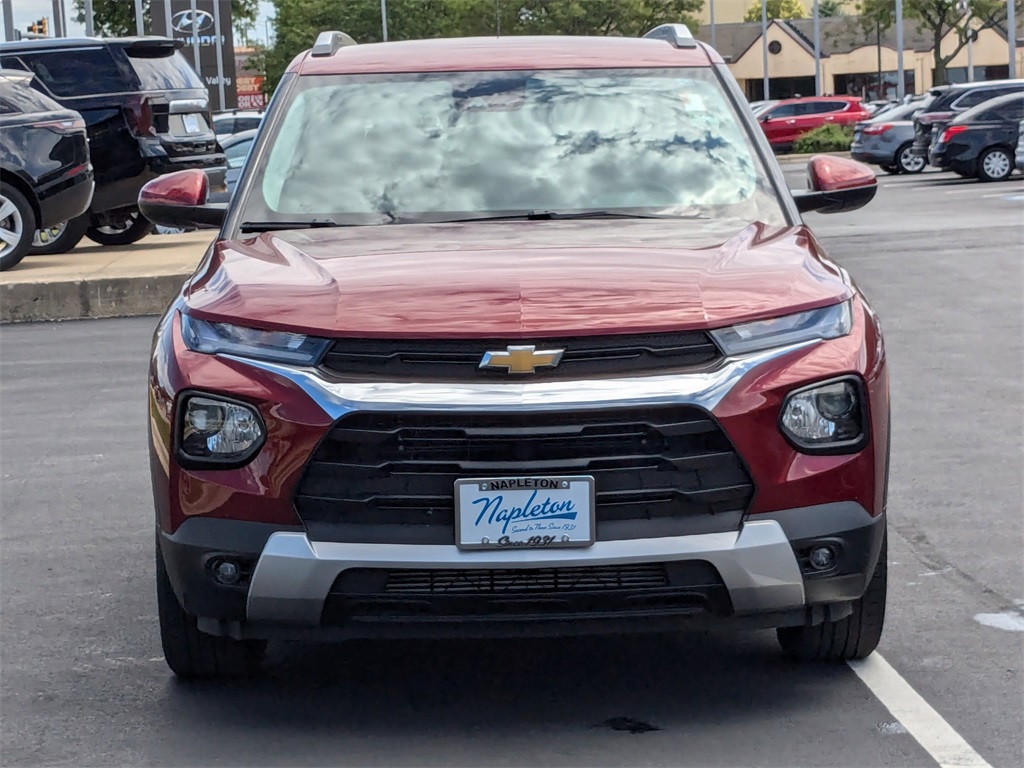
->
[757,96,871,150]
[140,27,888,680]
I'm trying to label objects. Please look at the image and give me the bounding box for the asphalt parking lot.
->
[1,168,1022,767]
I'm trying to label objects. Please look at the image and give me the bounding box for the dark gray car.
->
[851,100,931,174]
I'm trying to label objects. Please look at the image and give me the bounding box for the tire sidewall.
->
[978,148,1013,182]
[85,211,153,246]
[0,183,37,271]
[28,212,89,255]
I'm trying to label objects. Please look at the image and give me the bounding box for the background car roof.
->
[220,128,259,148]
[293,35,719,76]
[952,90,1024,123]
[0,36,181,52]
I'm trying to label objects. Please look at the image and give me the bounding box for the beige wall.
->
[725,21,1016,95]
[694,1,860,25]
[730,23,815,80]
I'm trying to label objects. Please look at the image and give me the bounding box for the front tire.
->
[977,147,1014,182]
[156,539,266,680]
[86,209,153,246]
[30,213,89,255]
[0,183,36,271]
[895,142,925,174]
[776,532,887,662]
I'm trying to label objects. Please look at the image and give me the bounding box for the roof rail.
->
[310,30,357,57]
[642,23,698,49]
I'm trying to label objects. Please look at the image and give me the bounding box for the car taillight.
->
[918,111,952,125]
[33,117,86,135]
[862,124,893,135]
[125,96,153,136]
[940,125,968,143]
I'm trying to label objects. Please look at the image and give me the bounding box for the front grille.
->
[294,407,755,544]
[319,331,721,380]
[375,564,670,594]
[321,561,733,623]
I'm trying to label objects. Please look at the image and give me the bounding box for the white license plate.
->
[454,476,595,550]
[182,113,201,134]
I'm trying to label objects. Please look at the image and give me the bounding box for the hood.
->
[184,220,851,338]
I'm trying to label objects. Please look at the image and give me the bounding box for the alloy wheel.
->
[33,222,68,248]
[0,191,25,258]
[898,146,925,173]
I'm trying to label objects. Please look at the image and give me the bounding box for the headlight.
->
[710,301,852,356]
[780,377,867,453]
[178,394,265,466]
[181,313,330,365]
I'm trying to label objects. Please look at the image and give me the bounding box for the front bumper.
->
[160,502,885,640]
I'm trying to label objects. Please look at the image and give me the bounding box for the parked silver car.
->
[851,100,930,175]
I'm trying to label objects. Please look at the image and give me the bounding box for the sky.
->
[0,0,276,44]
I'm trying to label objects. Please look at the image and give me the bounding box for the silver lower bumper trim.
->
[246,520,806,624]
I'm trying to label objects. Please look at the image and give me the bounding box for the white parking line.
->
[848,654,993,768]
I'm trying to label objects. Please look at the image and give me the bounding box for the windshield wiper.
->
[239,219,342,233]
[437,210,703,223]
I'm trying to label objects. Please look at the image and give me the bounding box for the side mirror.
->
[793,155,878,214]
[138,169,226,229]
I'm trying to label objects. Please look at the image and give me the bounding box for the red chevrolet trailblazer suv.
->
[141,26,889,680]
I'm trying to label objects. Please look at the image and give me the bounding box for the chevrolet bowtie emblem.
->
[479,345,565,374]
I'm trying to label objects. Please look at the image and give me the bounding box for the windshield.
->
[126,49,204,91]
[236,68,786,227]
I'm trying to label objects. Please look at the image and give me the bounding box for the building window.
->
[936,66,1010,85]
[834,71,916,101]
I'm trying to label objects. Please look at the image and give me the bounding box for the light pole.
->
[2,0,14,41]
[83,0,94,36]
[896,0,905,99]
[134,0,144,35]
[761,0,769,100]
[380,0,388,42]
[957,1,973,82]
[813,0,821,96]
[1009,0,1017,79]
[710,0,716,51]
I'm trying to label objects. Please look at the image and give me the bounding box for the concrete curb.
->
[1,273,188,323]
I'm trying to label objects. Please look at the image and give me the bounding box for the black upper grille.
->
[318,331,721,380]
[294,406,755,544]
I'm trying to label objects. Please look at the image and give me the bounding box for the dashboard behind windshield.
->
[235,67,787,227]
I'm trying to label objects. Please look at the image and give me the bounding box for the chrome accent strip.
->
[227,341,813,419]
[245,520,806,624]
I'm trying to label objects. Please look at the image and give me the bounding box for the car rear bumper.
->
[36,167,94,228]
[850,146,894,165]
[159,502,885,640]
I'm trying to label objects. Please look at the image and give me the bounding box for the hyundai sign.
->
[152,0,237,111]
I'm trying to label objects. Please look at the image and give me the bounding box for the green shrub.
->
[792,124,855,154]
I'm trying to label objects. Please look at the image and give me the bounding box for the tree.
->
[74,1,260,37]
[818,0,846,16]
[259,0,705,94]
[743,0,808,21]
[858,0,1024,85]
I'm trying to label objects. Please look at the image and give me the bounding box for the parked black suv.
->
[912,79,1024,168]
[0,37,226,254]
[0,70,92,270]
